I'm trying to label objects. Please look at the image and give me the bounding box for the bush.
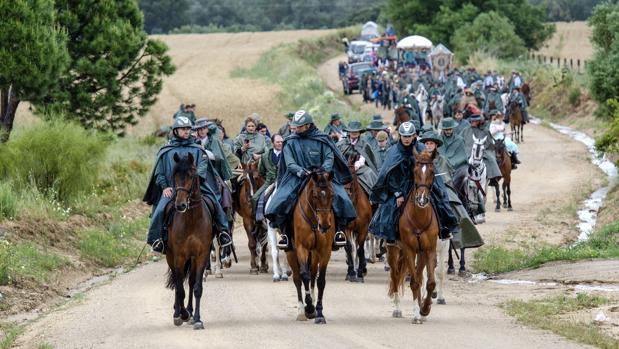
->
[568,87,582,107]
[0,121,108,203]
[0,182,17,220]
[595,99,619,154]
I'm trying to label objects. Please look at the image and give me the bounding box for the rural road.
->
[13,47,610,349]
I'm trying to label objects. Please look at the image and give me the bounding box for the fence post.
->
[557,58,560,68]
[550,57,553,64]
[577,59,581,73]
[570,58,573,69]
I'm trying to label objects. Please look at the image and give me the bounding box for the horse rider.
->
[460,113,503,186]
[234,115,269,165]
[143,116,232,254]
[438,117,469,171]
[173,103,197,125]
[375,130,391,168]
[253,133,283,223]
[265,110,356,250]
[323,113,346,141]
[507,70,523,94]
[336,120,379,197]
[483,70,494,90]
[361,116,387,153]
[507,86,530,124]
[193,118,233,181]
[489,110,521,169]
[369,121,459,244]
[483,83,504,116]
[277,112,294,138]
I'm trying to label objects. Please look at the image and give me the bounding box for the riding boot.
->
[150,238,166,254]
[510,152,520,169]
[217,229,233,248]
[277,225,290,250]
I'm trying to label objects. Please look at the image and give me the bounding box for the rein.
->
[402,160,435,251]
[298,178,331,233]
[173,174,202,212]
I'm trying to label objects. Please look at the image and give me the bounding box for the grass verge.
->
[472,220,619,274]
[0,322,22,349]
[502,293,617,349]
[0,241,69,286]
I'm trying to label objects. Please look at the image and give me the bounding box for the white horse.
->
[467,135,488,224]
[430,95,444,130]
[500,93,509,115]
[264,185,290,282]
[496,76,506,91]
[415,84,429,123]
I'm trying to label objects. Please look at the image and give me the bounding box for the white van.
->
[347,40,371,63]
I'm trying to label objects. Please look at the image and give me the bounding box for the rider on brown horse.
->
[265,110,356,250]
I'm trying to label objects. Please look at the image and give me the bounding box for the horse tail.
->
[166,258,192,290]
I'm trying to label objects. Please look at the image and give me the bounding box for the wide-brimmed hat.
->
[372,114,383,122]
[330,113,341,122]
[419,130,443,147]
[290,110,314,127]
[441,117,456,129]
[193,117,209,130]
[344,120,364,133]
[366,120,385,130]
[421,124,434,134]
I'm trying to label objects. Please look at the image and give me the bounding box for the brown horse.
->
[287,168,335,324]
[165,153,213,330]
[234,159,268,275]
[494,139,513,211]
[507,100,524,143]
[387,148,439,324]
[343,157,372,283]
[521,83,532,105]
[393,106,411,130]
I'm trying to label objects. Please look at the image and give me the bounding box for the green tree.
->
[0,0,69,142]
[140,0,190,34]
[46,0,175,135]
[587,2,619,107]
[452,11,526,63]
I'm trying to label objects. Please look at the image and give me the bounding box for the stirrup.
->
[218,231,233,248]
[277,235,289,250]
[150,239,166,254]
[334,231,347,247]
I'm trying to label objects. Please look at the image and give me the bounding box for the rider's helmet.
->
[398,121,416,137]
[290,110,314,127]
[172,116,193,130]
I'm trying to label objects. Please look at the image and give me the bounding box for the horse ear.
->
[173,152,180,163]
[187,152,194,164]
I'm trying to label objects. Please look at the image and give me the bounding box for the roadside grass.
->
[502,293,617,349]
[0,241,69,286]
[473,220,619,274]
[0,322,22,349]
[232,28,371,127]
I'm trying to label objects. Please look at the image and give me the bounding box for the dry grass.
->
[535,21,593,62]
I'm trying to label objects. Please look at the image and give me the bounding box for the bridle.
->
[173,173,201,213]
[299,173,332,233]
[402,158,436,251]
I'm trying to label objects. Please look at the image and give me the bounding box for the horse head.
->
[172,152,197,213]
[242,158,260,195]
[412,147,436,208]
[470,135,486,165]
[307,167,334,234]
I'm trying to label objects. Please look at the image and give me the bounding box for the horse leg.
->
[244,218,259,275]
[447,241,455,274]
[459,248,466,275]
[406,249,423,324]
[287,251,306,321]
[507,182,513,211]
[315,262,330,325]
[494,180,501,212]
[212,238,223,279]
[387,245,402,318]
[191,254,208,330]
[421,249,437,318]
[186,260,196,322]
[267,224,282,282]
[344,231,357,282]
[356,234,367,282]
[310,253,318,302]
[260,235,269,274]
[172,258,187,326]
[436,238,448,304]
[296,246,315,319]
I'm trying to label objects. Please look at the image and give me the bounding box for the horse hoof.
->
[412,318,423,325]
[495,208,501,212]
[437,298,446,305]
[305,310,317,319]
[458,270,468,277]
[173,317,183,326]
[447,268,455,275]
[260,266,269,274]
[314,317,327,325]
[215,272,223,278]
[250,268,259,275]
[345,274,357,282]
[189,318,196,325]
[193,321,204,330]
[356,276,365,283]
[384,266,390,272]
[432,291,437,299]
[273,276,280,282]
[508,207,513,212]
[392,310,402,318]
[281,275,289,281]
[296,313,307,321]
[286,270,292,277]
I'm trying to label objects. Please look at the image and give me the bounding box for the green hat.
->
[372,114,383,122]
[344,120,364,133]
[367,120,385,130]
[289,110,314,127]
[193,117,209,130]
[330,113,341,122]
[421,124,434,133]
[172,115,193,130]
[441,117,456,129]
[420,130,443,147]
[398,121,416,137]
[411,119,421,133]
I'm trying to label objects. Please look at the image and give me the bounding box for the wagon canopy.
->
[361,21,379,41]
[397,35,433,51]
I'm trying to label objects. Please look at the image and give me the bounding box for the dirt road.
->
[13,44,613,349]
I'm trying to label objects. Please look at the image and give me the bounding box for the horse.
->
[387,148,440,324]
[343,157,373,283]
[521,83,532,105]
[496,76,506,91]
[494,138,513,211]
[233,159,268,275]
[507,100,524,143]
[415,84,429,124]
[430,95,444,129]
[264,186,291,282]
[287,168,335,324]
[165,153,213,330]
[393,105,411,130]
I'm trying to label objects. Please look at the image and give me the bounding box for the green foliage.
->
[588,2,619,108]
[473,219,619,274]
[0,121,108,203]
[0,182,17,220]
[453,11,527,64]
[0,241,68,286]
[385,0,554,51]
[531,0,602,21]
[0,322,22,349]
[503,294,617,349]
[569,86,582,107]
[140,0,191,34]
[595,99,619,154]
[38,0,175,135]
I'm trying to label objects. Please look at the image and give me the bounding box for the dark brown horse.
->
[343,157,372,283]
[234,158,268,275]
[393,106,411,130]
[387,148,439,324]
[287,168,335,324]
[494,139,513,211]
[507,100,524,143]
[165,153,213,330]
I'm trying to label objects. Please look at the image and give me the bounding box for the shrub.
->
[568,87,581,107]
[1,121,108,203]
[0,182,17,220]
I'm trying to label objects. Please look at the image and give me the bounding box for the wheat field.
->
[535,21,593,63]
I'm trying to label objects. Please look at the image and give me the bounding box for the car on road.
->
[342,62,376,95]
[347,40,371,63]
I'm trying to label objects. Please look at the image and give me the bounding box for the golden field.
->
[535,21,593,63]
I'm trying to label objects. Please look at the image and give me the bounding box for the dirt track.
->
[13,39,616,349]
